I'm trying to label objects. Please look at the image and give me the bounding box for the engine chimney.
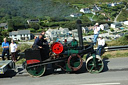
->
[76,20,83,48]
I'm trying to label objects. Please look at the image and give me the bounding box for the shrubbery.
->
[107,35,128,46]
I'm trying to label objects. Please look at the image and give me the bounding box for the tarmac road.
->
[0,57,128,85]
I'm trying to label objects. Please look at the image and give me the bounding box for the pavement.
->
[106,57,128,70]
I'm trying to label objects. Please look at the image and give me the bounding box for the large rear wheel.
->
[67,54,83,71]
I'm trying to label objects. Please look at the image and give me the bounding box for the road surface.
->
[0,57,128,85]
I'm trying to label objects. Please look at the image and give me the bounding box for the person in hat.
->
[93,23,101,45]
[96,35,105,56]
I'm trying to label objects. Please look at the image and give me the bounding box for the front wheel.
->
[26,65,46,77]
[86,55,104,73]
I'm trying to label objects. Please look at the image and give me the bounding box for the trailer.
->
[0,60,15,74]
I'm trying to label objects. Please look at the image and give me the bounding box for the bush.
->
[28,28,36,33]
[1,30,8,37]
[16,58,26,64]
[0,46,2,54]
[17,44,32,52]
[62,21,77,30]
[107,35,128,46]
[37,28,43,32]
[0,36,4,45]
[29,23,40,30]
[100,30,107,34]
[110,28,114,32]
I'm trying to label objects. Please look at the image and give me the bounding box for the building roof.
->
[19,30,30,34]
[112,22,122,25]
[92,5,101,12]
[27,19,39,22]
[9,30,30,35]
[0,23,7,27]
[81,8,90,11]
[71,13,82,15]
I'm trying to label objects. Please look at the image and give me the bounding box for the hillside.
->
[53,0,127,4]
[0,0,77,22]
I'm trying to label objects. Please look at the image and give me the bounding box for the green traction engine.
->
[24,20,104,77]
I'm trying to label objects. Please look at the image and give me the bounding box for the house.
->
[82,27,89,33]
[27,19,40,24]
[72,29,78,37]
[45,28,59,40]
[70,13,82,17]
[111,22,122,30]
[80,8,91,13]
[124,21,128,25]
[101,13,106,16]
[108,3,117,7]
[59,27,69,35]
[100,24,109,30]
[108,2,122,7]
[91,4,101,15]
[9,30,34,41]
[45,27,69,40]
[0,23,8,29]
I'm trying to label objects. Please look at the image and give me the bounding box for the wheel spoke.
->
[89,63,94,66]
[98,63,102,65]
[90,66,94,72]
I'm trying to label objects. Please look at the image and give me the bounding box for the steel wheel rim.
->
[86,55,104,73]
[26,65,46,77]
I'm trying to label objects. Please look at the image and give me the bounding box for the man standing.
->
[32,34,43,49]
[32,34,48,60]
[97,35,105,56]
[2,38,10,61]
[93,23,101,45]
[41,31,49,58]
[10,40,17,62]
[41,31,48,43]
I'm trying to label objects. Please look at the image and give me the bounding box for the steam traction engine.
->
[24,20,104,77]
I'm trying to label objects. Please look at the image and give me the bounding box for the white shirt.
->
[97,38,105,46]
[94,26,100,34]
[10,43,17,52]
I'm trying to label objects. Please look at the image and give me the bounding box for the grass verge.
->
[102,50,128,59]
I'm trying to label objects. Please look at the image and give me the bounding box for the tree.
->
[126,4,128,8]
[122,1,127,5]
[98,15,107,20]
[62,21,77,30]
[28,28,36,33]
[29,23,40,30]
[8,20,14,31]
[37,28,43,32]
[1,30,8,37]
[80,15,91,23]
[8,27,14,32]
[0,36,3,45]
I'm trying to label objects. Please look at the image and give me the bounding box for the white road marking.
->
[80,83,120,85]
